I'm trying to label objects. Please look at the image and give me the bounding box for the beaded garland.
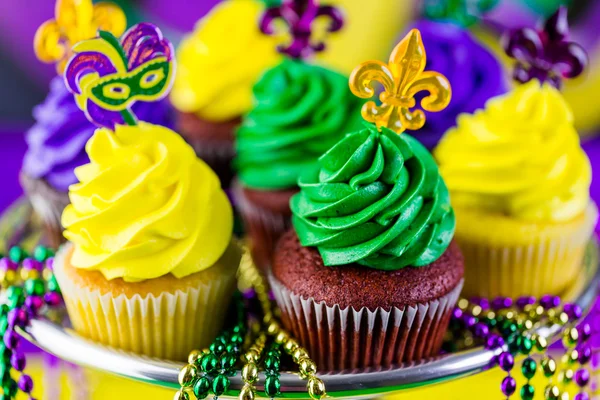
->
[0,246,62,400]
[0,243,593,400]
[175,293,247,400]
[239,246,326,400]
[176,246,326,400]
[450,296,594,399]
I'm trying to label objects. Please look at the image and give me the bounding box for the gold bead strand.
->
[239,245,327,400]
[557,326,579,393]
[175,349,209,400]
[239,332,267,400]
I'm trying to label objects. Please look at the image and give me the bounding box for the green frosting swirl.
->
[235,59,364,190]
[291,125,455,270]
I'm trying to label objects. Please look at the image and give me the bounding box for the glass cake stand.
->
[3,198,600,399]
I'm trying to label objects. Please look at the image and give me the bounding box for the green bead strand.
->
[8,247,26,264]
[262,342,283,399]
[193,376,211,399]
[521,358,537,379]
[264,355,281,372]
[219,353,237,372]
[230,333,243,345]
[24,278,45,296]
[519,337,533,355]
[1,367,11,385]
[520,383,535,400]
[209,342,225,354]
[225,343,240,353]
[0,317,8,336]
[264,374,282,398]
[507,334,522,354]
[184,292,247,399]
[212,374,230,397]
[200,353,218,374]
[2,378,17,398]
[5,287,24,308]
[501,320,518,336]
[33,246,54,262]
[46,275,61,293]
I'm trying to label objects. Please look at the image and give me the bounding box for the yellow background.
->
[18,355,600,399]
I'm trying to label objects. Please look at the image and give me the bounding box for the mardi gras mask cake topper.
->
[349,29,451,134]
[63,23,175,129]
[423,0,499,27]
[260,0,344,59]
[34,0,126,74]
[502,6,588,89]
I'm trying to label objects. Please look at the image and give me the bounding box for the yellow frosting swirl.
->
[62,123,233,282]
[170,0,282,121]
[435,80,591,223]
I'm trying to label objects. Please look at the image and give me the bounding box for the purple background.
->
[1,128,28,212]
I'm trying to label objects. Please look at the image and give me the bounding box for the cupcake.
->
[52,23,240,361]
[233,1,364,270]
[434,7,597,298]
[271,124,464,370]
[434,81,597,298]
[269,29,464,370]
[170,0,282,187]
[24,0,172,249]
[405,20,507,149]
[234,59,364,270]
[54,123,240,361]
[20,77,172,249]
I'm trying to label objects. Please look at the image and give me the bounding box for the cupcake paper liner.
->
[270,275,463,371]
[233,182,294,271]
[20,172,69,249]
[54,245,237,361]
[456,203,598,298]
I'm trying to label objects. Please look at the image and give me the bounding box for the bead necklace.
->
[451,295,593,399]
[176,293,247,400]
[239,246,326,400]
[178,246,324,400]
[0,242,593,400]
[0,246,62,400]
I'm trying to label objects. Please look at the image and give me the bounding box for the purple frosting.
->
[22,76,173,192]
[408,20,508,149]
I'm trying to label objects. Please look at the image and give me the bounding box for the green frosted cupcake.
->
[234,59,363,269]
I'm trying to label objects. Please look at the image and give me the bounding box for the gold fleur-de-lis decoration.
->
[34,0,126,74]
[349,29,451,133]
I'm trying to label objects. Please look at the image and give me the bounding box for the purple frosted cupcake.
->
[21,76,173,247]
[408,20,507,149]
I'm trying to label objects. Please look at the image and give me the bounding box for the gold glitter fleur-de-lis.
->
[349,29,451,133]
[34,0,126,74]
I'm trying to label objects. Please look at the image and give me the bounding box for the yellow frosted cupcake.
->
[52,22,240,361]
[434,80,597,298]
[54,122,240,361]
[170,0,282,187]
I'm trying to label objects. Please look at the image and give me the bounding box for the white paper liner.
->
[54,245,237,361]
[270,275,463,371]
[233,181,292,270]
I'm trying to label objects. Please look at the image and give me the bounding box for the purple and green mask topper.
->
[502,6,588,89]
[260,0,344,59]
[422,0,500,27]
[64,22,175,130]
